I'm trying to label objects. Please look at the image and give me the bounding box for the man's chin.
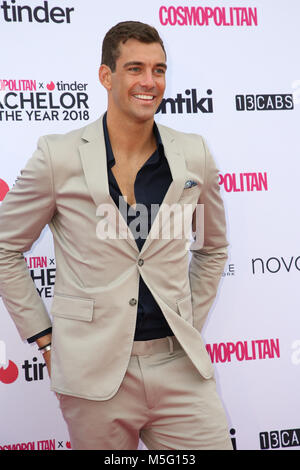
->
[130,111,156,124]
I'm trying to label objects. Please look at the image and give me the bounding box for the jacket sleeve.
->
[189,137,228,332]
[0,137,56,341]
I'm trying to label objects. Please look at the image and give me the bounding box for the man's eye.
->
[155,68,166,74]
[128,67,141,72]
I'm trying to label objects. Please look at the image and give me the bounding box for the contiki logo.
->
[156,89,213,114]
[0,1,74,23]
[0,178,9,201]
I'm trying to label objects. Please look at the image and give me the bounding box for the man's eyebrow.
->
[123,61,143,68]
[123,61,167,70]
[156,62,167,70]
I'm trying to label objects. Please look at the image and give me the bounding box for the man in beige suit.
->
[0,21,232,450]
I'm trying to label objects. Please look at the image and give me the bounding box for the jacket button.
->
[137,259,144,266]
[129,298,137,306]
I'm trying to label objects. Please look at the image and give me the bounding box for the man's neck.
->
[106,110,156,161]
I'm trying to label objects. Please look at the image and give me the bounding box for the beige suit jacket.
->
[0,116,228,400]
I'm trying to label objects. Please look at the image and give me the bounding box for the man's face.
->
[103,39,166,124]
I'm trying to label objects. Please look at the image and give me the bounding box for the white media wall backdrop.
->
[0,0,299,451]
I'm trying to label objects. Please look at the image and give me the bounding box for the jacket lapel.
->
[78,116,138,253]
[79,117,187,255]
[79,117,109,207]
[140,124,187,255]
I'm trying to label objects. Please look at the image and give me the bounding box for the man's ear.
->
[99,64,112,90]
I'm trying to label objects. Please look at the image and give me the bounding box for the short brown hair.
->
[101,21,166,72]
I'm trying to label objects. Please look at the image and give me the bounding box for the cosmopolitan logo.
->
[0,1,74,23]
[0,439,71,450]
[0,80,89,122]
[219,172,268,192]
[26,255,50,269]
[159,5,258,27]
[0,79,36,91]
[156,89,213,114]
[206,338,280,363]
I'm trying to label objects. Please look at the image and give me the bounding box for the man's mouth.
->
[133,94,155,101]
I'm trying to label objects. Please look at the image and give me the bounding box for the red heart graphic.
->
[0,360,19,384]
[47,81,55,91]
[0,179,9,201]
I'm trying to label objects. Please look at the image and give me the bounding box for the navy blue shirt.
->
[28,115,174,343]
[103,113,174,340]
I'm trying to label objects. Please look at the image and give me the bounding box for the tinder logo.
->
[46,81,55,91]
[0,340,19,384]
[0,178,9,201]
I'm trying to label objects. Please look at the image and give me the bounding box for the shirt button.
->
[129,298,137,306]
[137,259,144,266]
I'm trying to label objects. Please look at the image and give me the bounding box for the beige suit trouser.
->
[58,336,232,450]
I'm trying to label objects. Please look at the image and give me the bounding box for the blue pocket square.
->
[184,180,197,189]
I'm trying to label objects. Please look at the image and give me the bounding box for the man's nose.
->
[140,69,155,88]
